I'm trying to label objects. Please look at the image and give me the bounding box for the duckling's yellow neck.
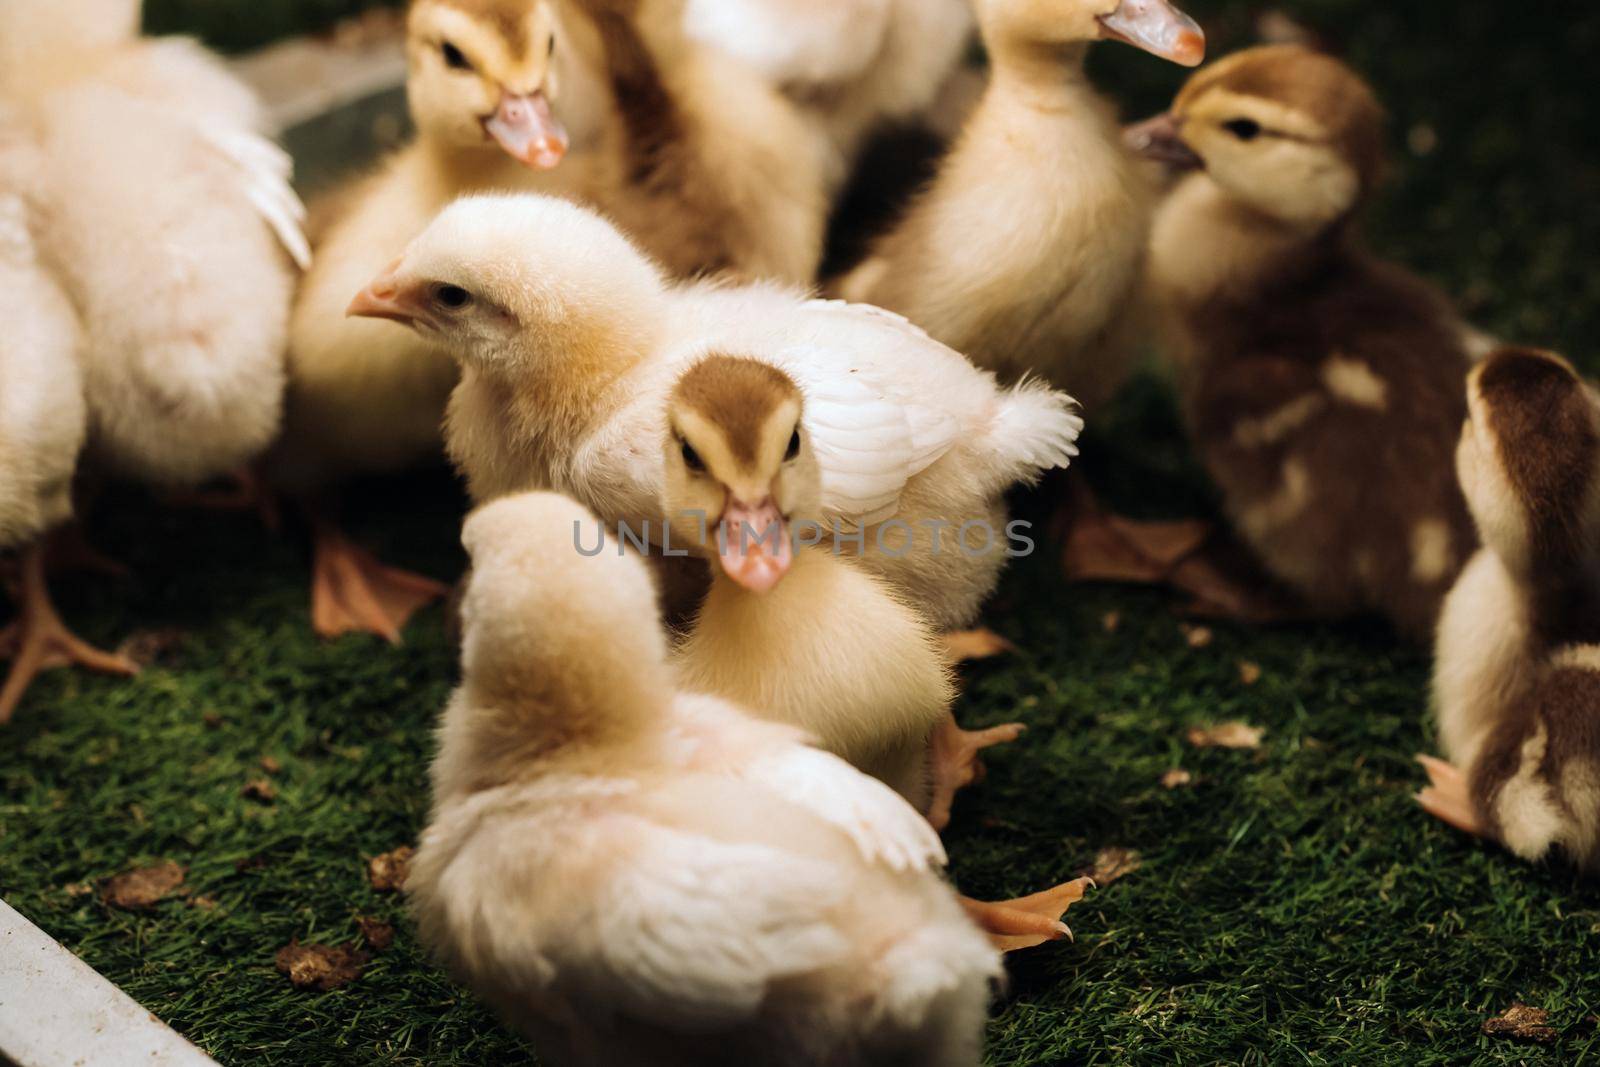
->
[418,136,543,193]
[983,38,1094,111]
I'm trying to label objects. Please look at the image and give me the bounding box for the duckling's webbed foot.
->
[1416,754,1488,838]
[310,519,449,645]
[926,713,1025,831]
[959,877,1091,953]
[0,544,138,724]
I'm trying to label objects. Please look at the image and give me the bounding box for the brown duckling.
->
[1132,45,1484,639]
[1420,348,1600,869]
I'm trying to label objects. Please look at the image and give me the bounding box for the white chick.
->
[349,193,1083,632]
[272,0,827,643]
[683,0,974,193]
[0,180,136,723]
[409,490,1003,1066]
[0,0,304,491]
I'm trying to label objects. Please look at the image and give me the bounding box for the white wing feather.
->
[744,746,947,873]
[594,826,851,1028]
[198,125,311,271]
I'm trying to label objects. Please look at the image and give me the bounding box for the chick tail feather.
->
[984,378,1084,486]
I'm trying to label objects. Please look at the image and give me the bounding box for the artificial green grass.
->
[4,1,1600,1063]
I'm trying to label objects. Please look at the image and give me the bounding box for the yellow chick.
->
[1420,348,1600,870]
[837,0,1205,412]
[349,193,1083,633]
[0,180,136,723]
[273,0,827,643]
[409,490,1003,1065]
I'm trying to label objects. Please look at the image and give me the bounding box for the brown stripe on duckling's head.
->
[1472,347,1600,572]
[670,356,802,466]
[1174,45,1387,196]
[420,0,538,55]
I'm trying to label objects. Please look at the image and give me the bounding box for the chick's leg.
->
[960,878,1091,953]
[0,544,138,724]
[926,713,1025,831]
[1416,754,1488,838]
[310,513,448,645]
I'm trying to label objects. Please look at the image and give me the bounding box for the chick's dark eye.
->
[680,439,705,473]
[784,429,801,461]
[548,35,556,57]
[442,42,473,71]
[1222,118,1262,141]
[433,284,473,310]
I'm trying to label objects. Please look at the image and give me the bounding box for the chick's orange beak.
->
[347,258,421,326]
[1099,0,1206,66]
[485,90,568,170]
[717,498,791,594]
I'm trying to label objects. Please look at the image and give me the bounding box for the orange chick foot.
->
[311,524,449,645]
[960,877,1092,953]
[1416,754,1487,838]
[0,545,138,724]
[926,713,1025,831]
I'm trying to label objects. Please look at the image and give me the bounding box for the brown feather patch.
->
[1178,45,1387,193]
[419,0,534,54]
[672,356,800,465]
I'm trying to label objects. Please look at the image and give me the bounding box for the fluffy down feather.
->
[409,492,1000,1067]
[379,194,1081,628]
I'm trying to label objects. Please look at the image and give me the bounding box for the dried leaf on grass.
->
[1238,661,1262,686]
[260,756,283,775]
[1482,1003,1557,1044]
[242,779,278,803]
[942,629,1015,664]
[63,882,93,898]
[275,941,370,992]
[356,916,395,952]
[368,846,415,893]
[190,895,219,911]
[1181,624,1213,649]
[1186,722,1264,750]
[1101,612,1122,634]
[1087,847,1143,887]
[1160,768,1193,789]
[102,861,186,910]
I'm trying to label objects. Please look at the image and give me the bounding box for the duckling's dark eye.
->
[433,284,473,311]
[442,42,473,72]
[680,439,705,473]
[548,35,556,58]
[784,429,801,461]
[1222,118,1262,141]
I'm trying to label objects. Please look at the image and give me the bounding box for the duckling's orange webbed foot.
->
[926,714,1025,831]
[0,545,138,724]
[1416,754,1488,838]
[960,877,1091,953]
[311,520,449,645]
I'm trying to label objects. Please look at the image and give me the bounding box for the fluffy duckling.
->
[350,193,1083,632]
[683,0,974,193]
[1419,348,1600,869]
[836,0,1204,412]
[0,186,136,723]
[664,356,1024,830]
[2,0,305,491]
[274,0,827,642]
[409,490,1003,1066]
[1131,46,1480,640]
